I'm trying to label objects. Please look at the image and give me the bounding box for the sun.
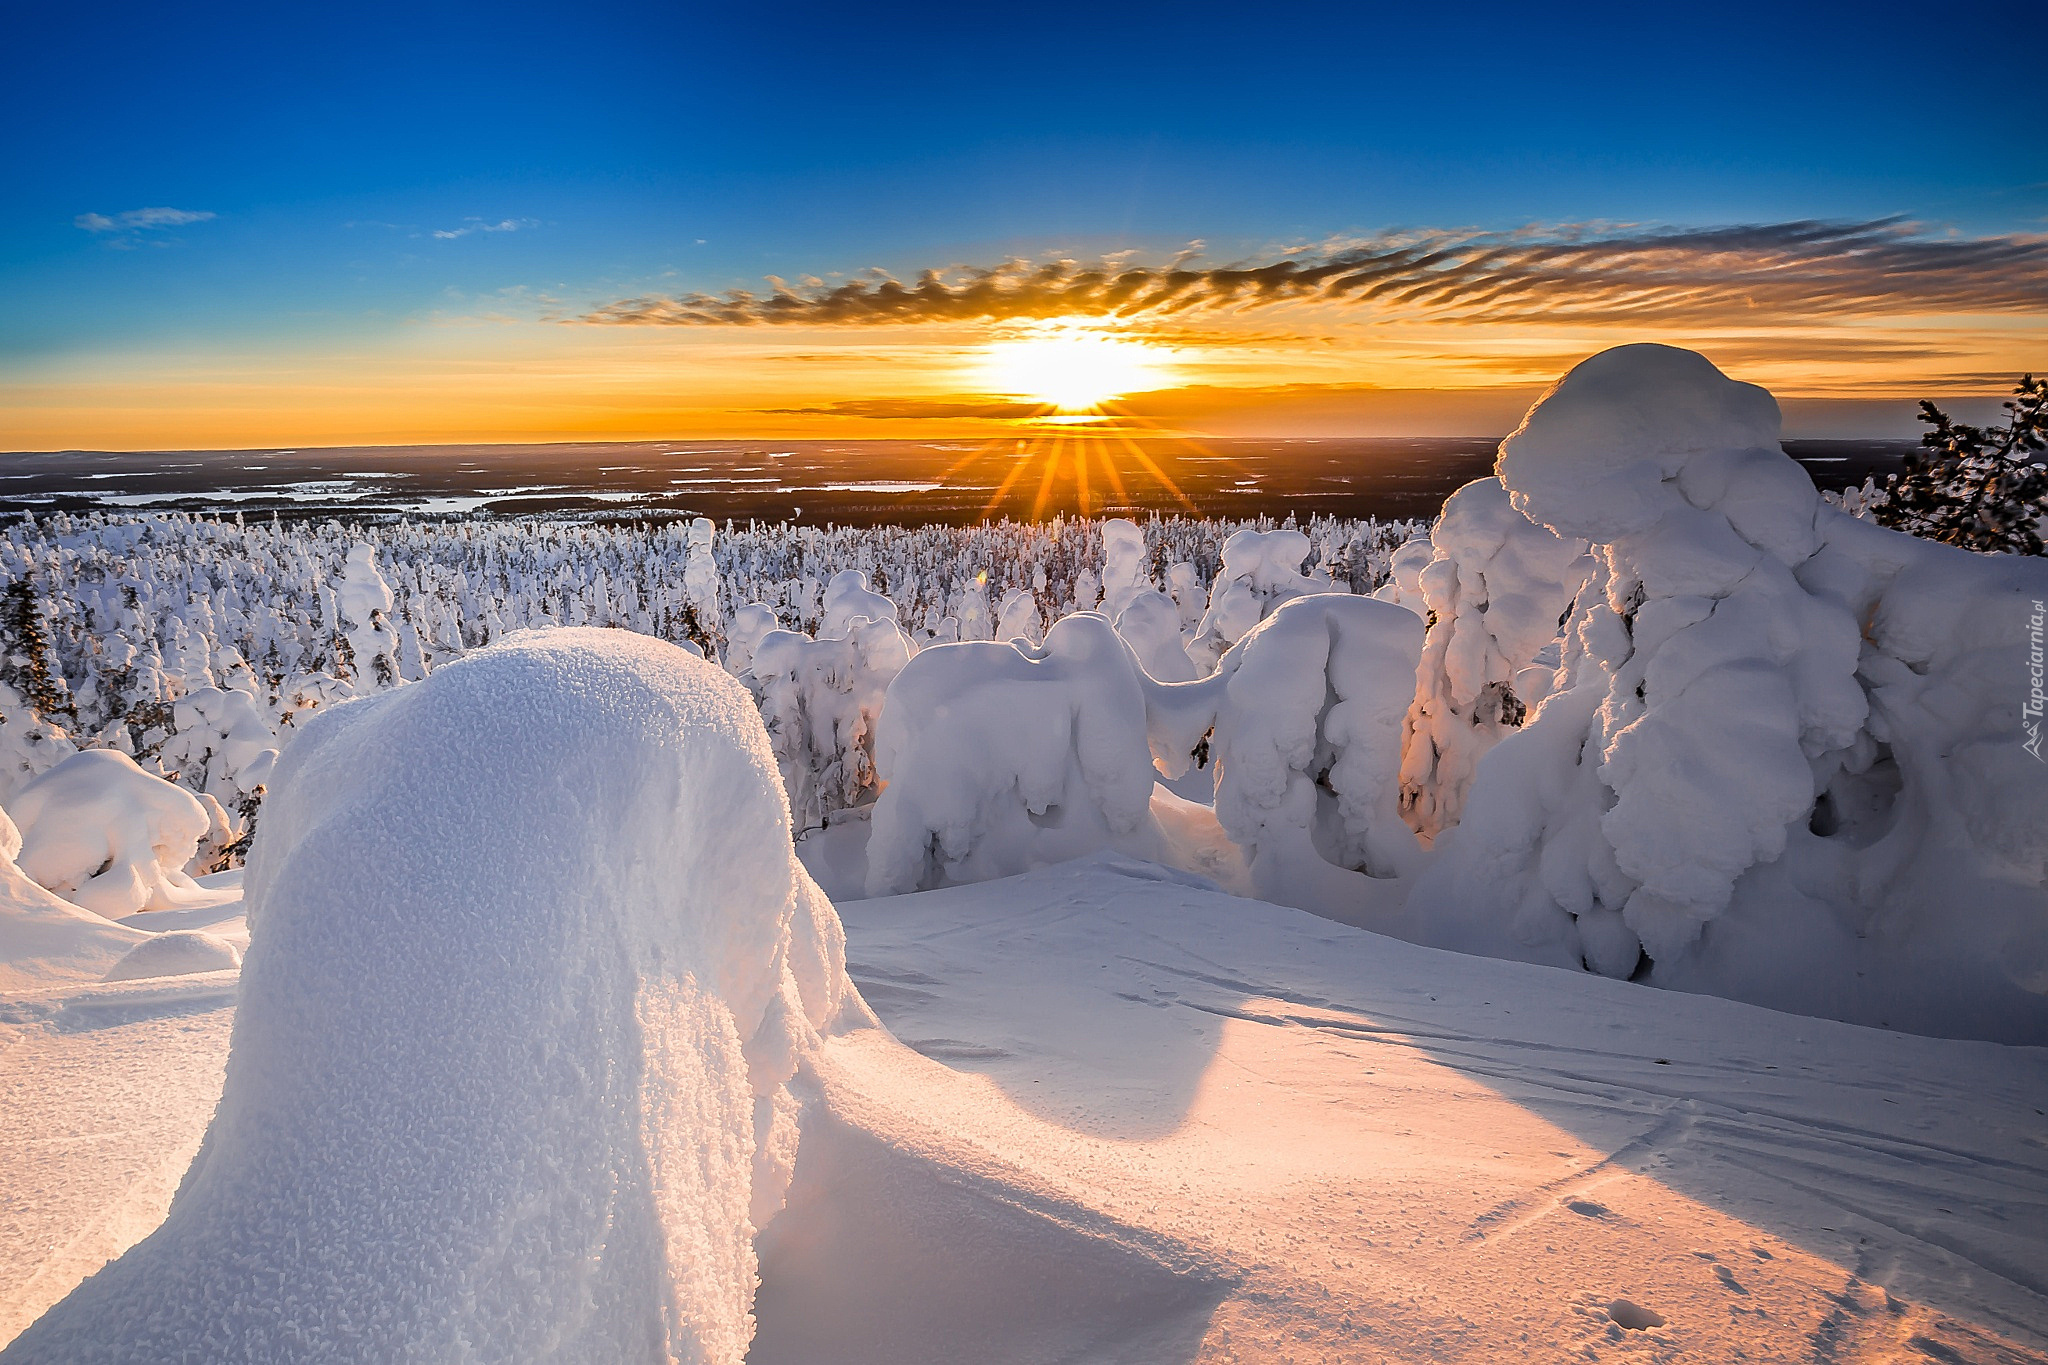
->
[976,322,1174,412]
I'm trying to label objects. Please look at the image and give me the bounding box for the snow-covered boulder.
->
[3,628,858,1364]
[866,613,1166,894]
[1409,345,2048,1042]
[1147,594,1426,913]
[12,749,216,918]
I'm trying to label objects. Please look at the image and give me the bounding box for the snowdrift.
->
[0,803,150,991]
[11,748,218,918]
[1,628,857,1365]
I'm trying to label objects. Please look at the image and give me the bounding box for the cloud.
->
[761,398,1049,420]
[74,207,216,246]
[577,219,2048,331]
[430,218,536,240]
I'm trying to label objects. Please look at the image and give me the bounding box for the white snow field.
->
[4,853,2046,1363]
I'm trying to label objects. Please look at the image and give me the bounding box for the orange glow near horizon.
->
[2,306,2042,451]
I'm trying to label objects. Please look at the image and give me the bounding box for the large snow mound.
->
[2,628,857,1365]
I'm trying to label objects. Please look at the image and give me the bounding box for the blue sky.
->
[4,0,2043,445]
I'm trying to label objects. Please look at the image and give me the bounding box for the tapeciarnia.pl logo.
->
[2028,599,2046,762]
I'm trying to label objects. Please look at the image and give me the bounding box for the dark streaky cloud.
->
[580,219,2048,330]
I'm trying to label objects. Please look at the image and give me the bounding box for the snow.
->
[865,613,1169,893]
[741,612,911,831]
[7,857,2046,1362]
[11,749,219,918]
[1496,342,1786,544]
[0,805,149,991]
[1407,344,2048,1043]
[1187,526,1332,669]
[1,628,857,1365]
[1398,477,1591,840]
[1371,532,1435,616]
[3,340,2046,1356]
[100,929,241,982]
[1146,593,1426,912]
[334,539,400,688]
[1112,588,1201,682]
[152,682,278,806]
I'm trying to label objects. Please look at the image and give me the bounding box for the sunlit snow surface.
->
[4,855,2044,1362]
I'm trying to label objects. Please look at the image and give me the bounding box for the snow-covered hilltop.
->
[2,345,2043,1043]
[1,344,2045,1363]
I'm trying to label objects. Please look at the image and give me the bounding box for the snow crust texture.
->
[1,627,854,1365]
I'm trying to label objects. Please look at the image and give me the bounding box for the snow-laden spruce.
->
[0,628,860,1365]
[0,510,1417,833]
[1148,593,1425,911]
[865,612,1165,893]
[1398,477,1591,840]
[1410,344,2048,1042]
[735,572,914,832]
[867,595,1424,904]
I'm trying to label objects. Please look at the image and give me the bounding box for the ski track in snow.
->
[820,858,2048,1364]
[4,859,2046,1363]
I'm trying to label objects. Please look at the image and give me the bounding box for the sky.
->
[3,0,2043,450]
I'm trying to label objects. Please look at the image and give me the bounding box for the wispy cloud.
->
[430,217,536,240]
[74,206,216,249]
[762,398,1049,420]
[578,219,2048,330]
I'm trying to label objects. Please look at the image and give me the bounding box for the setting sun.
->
[975,324,1174,412]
